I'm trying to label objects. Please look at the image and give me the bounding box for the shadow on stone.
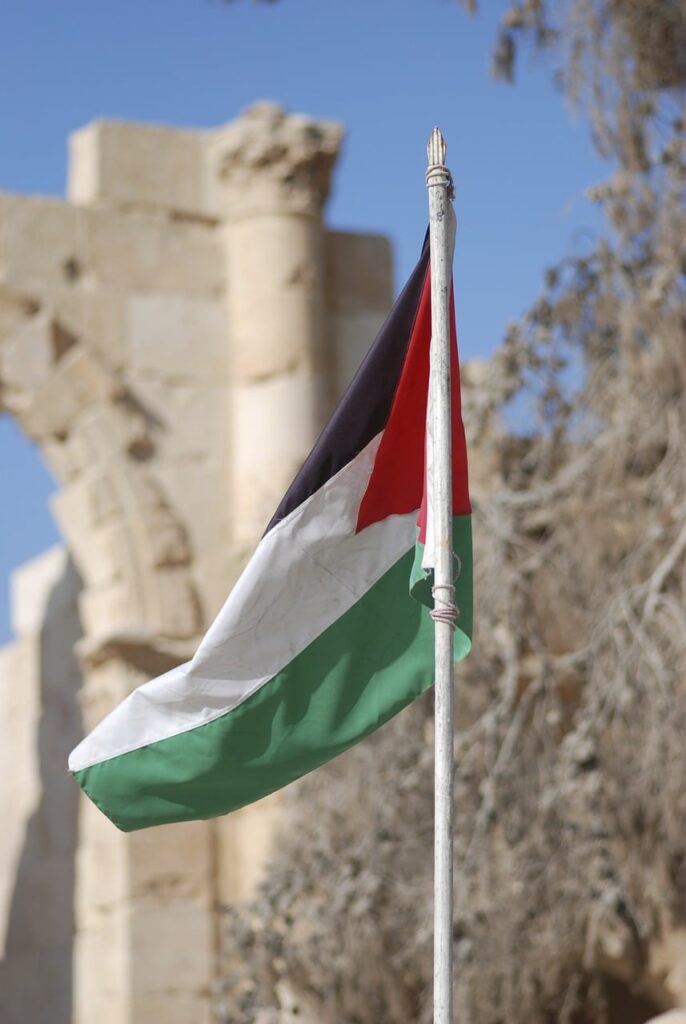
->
[0,552,83,1024]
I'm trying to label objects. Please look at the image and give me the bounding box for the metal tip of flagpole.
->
[427,126,447,167]
[426,127,454,200]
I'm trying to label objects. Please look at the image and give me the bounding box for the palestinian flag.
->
[69,238,472,832]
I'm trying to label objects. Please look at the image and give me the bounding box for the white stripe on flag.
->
[69,433,418,772]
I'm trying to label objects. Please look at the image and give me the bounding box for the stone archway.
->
[0,182,220,1024]
[0,266,211,1024]
[0,287,203,655]
[0,105,394,1024]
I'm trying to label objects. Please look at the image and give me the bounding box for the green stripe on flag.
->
[75,517,472,832]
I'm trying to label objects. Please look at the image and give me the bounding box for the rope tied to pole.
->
[426,164,455,200]
[430,551,461,629]
[431,583,459,629]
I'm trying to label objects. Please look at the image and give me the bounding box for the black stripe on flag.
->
[264,239,430,535]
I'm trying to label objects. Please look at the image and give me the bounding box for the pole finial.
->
[426,127,454,200]
[427,126,447,168]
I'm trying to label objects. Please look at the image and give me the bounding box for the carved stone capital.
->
[216,102,343,219]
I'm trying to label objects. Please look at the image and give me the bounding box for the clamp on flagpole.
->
[426,126,457,1024]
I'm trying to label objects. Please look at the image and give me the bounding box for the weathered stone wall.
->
[0,547,82,1024]
[0,104,392,1023]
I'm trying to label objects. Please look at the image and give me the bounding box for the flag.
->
[69,237,472,832]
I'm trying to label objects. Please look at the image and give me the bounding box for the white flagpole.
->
[426,127,457,1024]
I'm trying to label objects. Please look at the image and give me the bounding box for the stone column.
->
[217,102,343,547]
[209,105,342,906]
[73,654,216,1024]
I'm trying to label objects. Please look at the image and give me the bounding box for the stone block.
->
[41,430,91,483]
[151,456,231,617]
[72,403,132,463]
[326,230,393,313]
[53,287,128,371]
[82,523,131,589]
[129,901,213,996]
[78,581,145,641]
[51,482,95,572]
[232,371,327,541]
[89,207,223,295]
[153,566,202,639]
[0,193,90,296]
[75,799,130,925]
[0,314,73,395]
[51,477,126,586]
[132,380,228,460]
[216,792,283,903]
[68,120,222,220]
[331,309,386,393]
[85,470,122,526]
[9,545,70,638]
[76,560,197,643]
[131,992,213,1024]
[145,514,192,569]
[226,213,325,381]
[54,463,199,637]
[191,550,235,624]
[73,911,129,1024]
[128,294,226,383]
[128,821,213,902]
[0,285,36,346]
[76,658,148,734]
[20,348,116,441]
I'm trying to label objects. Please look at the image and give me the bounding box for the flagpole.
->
[426,127,457,1024]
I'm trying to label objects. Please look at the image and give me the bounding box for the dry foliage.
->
[491,0,686,170]
[217,4,686,1022]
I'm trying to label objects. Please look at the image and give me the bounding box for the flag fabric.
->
[69,237,472,832]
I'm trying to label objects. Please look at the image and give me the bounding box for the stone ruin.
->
[0,102,395,1024]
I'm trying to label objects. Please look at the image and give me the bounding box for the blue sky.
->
[0,0,608,642]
